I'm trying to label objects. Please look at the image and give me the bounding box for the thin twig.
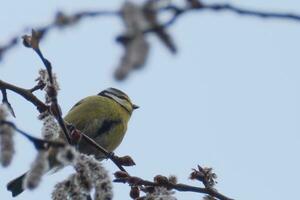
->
[0,37,18,61]
[0,10,119,63]
[153,2,300,33]
[0,88,16,117]
[29,83,45,93]
[202,3,300,21]
[1,2,300,63]
[114,173,233,200]
[32,47,72,144]
[0,79,48,113]
[80,132,127,172]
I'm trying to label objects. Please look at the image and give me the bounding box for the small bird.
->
[7,87,138,197]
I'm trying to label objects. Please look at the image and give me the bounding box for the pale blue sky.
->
[1,1,300,200]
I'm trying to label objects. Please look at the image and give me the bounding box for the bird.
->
[7,87,138,197]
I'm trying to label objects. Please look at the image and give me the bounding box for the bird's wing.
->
[68,99,84,112]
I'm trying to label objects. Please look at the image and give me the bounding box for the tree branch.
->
[1,1,300,64]
[202,3,300,21]
[154,1,300,32]
[114,171,233,200]
[0,79,48,113]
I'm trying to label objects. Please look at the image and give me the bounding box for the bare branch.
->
[0,79,48,113]
[23,30,72,144]
[202,3,300,21]
[152,1,300,33]
[114,170,233,200]
[0,1,300,69]
[0,37,18,62]
[0,10,119,63]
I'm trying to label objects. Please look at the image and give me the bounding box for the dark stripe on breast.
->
[95,119,122,138]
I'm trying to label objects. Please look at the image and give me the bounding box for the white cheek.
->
[105,93,128,108]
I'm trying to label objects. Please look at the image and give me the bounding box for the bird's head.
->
[98,88,139,114]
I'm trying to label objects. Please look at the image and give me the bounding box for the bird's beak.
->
[132,104,139,110]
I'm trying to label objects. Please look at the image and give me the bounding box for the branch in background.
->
[0,38,18,62]
[143,0,177,53]
[201,3,300,21]
[1,1,300,80]
[0,10,119,63]
[0,120,65,151]
[157,1,300,31]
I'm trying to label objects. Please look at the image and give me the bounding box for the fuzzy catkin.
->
[38,69,60,91]
[76,154,113,200]
[68,175,89,200]
[0,103,8,120]
[94,179,113,200]
[82,155,113,200]
[23,150,49,190]
[39,113,60,140]
[0,124,15,167]
[52,153,113,200]
[37,69,60,104]
[203,195,217,200]
[0,104,15,167]
[115,1,150,80]
[56,145,78,166]
[52,179,70,200]
[144,187,177,200]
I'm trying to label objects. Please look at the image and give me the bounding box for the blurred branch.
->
[0,38,18,62]
[201,3,300,21]
[1,1,300,76]
[0,120,65,150]
[0,10,119,63]
[155,1,300,32]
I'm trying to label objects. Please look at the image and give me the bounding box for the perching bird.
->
[7,88,138,197]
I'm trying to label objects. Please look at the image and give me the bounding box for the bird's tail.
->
[7,173,26,197]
